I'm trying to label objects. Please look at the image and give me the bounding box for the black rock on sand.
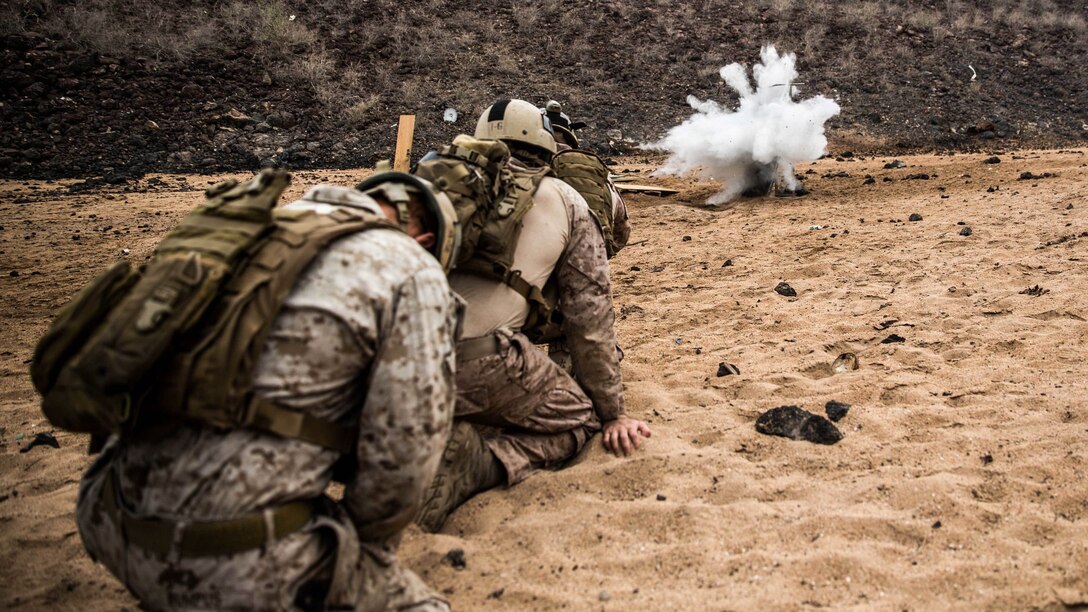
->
[755,405,843,445]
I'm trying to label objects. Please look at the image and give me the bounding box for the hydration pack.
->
[551,149,620,258]
[414,135,557,332]
[31,170,399,453]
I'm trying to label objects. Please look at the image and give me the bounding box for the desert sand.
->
[1,149,1086,610]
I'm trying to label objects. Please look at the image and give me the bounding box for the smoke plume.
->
[646,46,840,204]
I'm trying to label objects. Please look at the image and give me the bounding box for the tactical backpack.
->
[551,149,620,258]
[413,135,556,332]
[31,170,398,453]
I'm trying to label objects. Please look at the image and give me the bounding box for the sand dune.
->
[1,150,1086,610]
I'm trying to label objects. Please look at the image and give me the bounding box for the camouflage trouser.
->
[76,450,447,612]
[455,330,601,484]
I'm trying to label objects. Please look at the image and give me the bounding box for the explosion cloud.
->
[646,46,841,204]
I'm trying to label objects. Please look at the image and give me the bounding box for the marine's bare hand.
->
[602,417,652,457]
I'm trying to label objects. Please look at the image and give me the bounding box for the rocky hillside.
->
[1,0,1085,178]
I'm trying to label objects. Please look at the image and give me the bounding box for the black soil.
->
[2,0,1086,179]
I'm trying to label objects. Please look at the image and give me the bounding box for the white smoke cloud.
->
[646,46,840,204]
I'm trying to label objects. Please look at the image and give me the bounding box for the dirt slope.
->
[2,0,1087,178]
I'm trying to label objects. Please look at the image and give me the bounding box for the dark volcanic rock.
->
[825,400,851,422]
[444,548,467,570]
[755,406,843,445]
[716,362,740,376]
[774,282,797,297]
[20,432,60,453]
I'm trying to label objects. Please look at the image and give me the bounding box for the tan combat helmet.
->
[475,99,557,156]
[356,172,462,273]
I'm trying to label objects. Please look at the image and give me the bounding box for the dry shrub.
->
[47,6,131,56]
[251,0,315,49]
[1038,8,1085,31]
[512,3,541,30]
[344,94,381,127]
[842,1,882,26]
[803,24,827,59]
[906,10,940,30]
[306,60,385,125]
[14,3,192,60]
[289,48,336,91]
[1002,6,1031,27]
[141,9,223,63]
[931,25,952,44]
[834,40,859,77]
[399,79,421,104]
[220,0,316,61]
[0,1,37,35]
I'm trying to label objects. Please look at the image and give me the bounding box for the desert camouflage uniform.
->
[610,183,631,252]
[450,171,624,484]
[76,186,461,611]
[547,150,630,375]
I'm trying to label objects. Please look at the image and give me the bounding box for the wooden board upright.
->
[393,114,416,172]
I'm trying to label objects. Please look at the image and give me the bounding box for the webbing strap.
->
[442,144,487,168]
[102,474,314,558]
[243,397,354,454]
[501,268,547,309]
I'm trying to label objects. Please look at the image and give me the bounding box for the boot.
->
[416,421,504,533]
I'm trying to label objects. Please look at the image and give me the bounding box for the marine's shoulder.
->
[538,175,589,210]
[331,226,443,278]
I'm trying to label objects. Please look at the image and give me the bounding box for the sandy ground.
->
[1,149,1086,610]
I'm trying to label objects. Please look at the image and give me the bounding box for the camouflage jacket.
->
[110,185,462,541]
[452,162,626,422]
[550,177,626,421]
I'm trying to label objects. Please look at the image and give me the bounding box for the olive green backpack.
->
[413,135,556,332]
[31,170,396,453]
[551,149,619,258]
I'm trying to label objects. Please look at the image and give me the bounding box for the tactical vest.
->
[31,170,397,454]
[551,149,618,257]
[414,136,556,333]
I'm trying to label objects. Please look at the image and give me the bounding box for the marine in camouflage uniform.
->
[76,185,462,611]
[417,100,651,532]
[546,100,632,381]
[451,168,623,483]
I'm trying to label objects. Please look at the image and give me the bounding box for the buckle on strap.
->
[244,397,354,455]
[500,267,547,307]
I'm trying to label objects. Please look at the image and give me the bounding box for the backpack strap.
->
[243,396,354,454]
[158,207,399,454]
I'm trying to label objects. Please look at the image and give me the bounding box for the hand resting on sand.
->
[602,417,652,456]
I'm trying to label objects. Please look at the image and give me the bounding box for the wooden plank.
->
[393,114,416,172]
[613,183,680,195]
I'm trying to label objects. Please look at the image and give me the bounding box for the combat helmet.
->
[542,100,581,149]
[543,99,572,128]
[356,172,461,273]
[475,99,557,156]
